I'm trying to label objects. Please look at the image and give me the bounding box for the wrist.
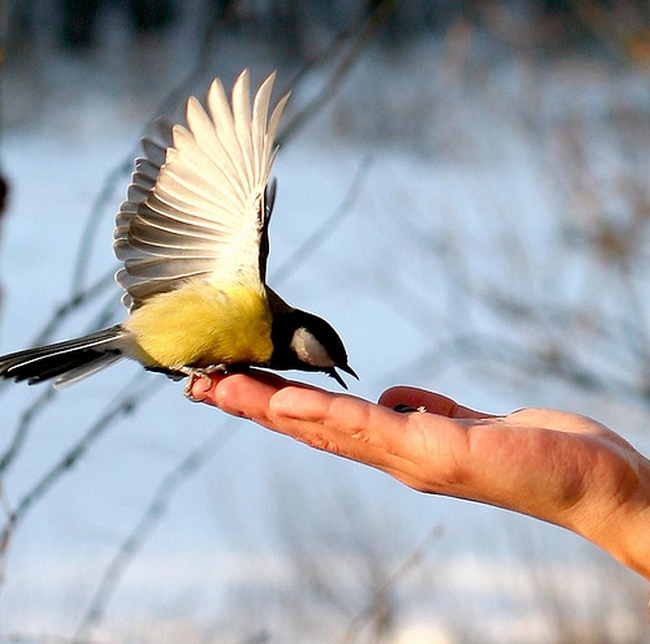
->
[618,506,650,582]
[599,461,650,582]
[570,450,650,582]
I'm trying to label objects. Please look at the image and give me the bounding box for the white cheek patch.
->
[290,327,335,368]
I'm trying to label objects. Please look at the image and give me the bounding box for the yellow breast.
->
[124,279,274,370]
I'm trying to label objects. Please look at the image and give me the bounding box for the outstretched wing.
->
[114,69,290,310]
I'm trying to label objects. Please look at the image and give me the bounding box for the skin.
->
[191,371,650,615]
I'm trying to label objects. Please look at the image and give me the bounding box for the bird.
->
[0,69,357,395]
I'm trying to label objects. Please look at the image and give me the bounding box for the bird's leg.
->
[181,364,228,400]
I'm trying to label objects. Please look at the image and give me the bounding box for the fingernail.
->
[394,403,427,414]
[394,403,417,413]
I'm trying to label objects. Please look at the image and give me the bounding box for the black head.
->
[270,309,357,388]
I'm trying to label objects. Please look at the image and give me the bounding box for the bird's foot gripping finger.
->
[182,364,228,401]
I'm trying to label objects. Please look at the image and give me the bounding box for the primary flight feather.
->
[0,70,356,392]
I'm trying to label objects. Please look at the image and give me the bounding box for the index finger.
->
[379,386,494,420]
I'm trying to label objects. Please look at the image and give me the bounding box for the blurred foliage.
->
[4,0,650,65]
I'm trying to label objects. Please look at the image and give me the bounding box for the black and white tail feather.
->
[0,327,128,388]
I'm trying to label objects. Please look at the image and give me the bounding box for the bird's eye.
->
[290,327,335,368]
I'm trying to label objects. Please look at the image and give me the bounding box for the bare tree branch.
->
[9,634,104,644]
[277,0,397,146]
[272,154,374,285]
[74,428,235,642]
[0,374,164,573]
[69,8,229,296]
[339,524,443,644]
[0,387,55,475]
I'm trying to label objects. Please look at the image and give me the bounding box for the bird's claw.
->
[181,364,228,401]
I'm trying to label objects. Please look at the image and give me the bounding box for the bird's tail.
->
[0,325,128,388]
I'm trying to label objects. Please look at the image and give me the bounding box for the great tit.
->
[0,70,357,393]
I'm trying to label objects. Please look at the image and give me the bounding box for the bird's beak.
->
[328,364,358,389]
[330,370,349,389]
[340,363,359,380]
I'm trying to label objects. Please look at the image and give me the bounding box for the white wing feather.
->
[114,69,288,310]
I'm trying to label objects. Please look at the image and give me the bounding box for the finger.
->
[193,371,291,415]
[200,377,428,473]
[270,386,497,494]
[378,386,492,420]
[269,385,425,469]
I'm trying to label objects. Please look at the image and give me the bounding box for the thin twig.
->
[272,155,374,285]
[9,635,105,644]
[281,0,394,97]
[339,524,442,644]
[70,161,133,298]
[32,271,117,348]
[0,374,163,565]
[277,0,397,146]
[567,0,635,63]
[0,387,56,475]
[74,428,235,642]
[69,9,227,296]
[0,297,124,475]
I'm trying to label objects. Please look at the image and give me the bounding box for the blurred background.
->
[1,0,650,642]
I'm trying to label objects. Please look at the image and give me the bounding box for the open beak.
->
[340,363,359,380]
[328,363,358,389]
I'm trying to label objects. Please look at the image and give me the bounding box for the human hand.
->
[191,372,650,588]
